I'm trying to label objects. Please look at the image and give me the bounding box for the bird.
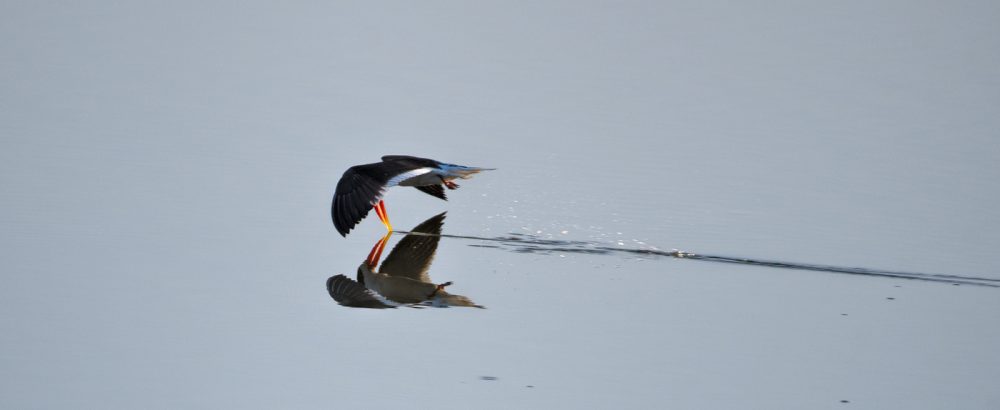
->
[331,155,493,237]
[327,212,482,308]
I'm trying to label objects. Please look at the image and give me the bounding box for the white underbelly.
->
[386,167,436,187]
[397,171,442,187]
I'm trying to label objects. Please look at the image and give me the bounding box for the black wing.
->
[331,162,405,236]
[326,274,395,309]
[379,212,445,283]
[414,184,447,200]
[332,157,442,236]
[381,155,439,168]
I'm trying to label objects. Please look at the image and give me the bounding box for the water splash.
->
[395,230,1000,288]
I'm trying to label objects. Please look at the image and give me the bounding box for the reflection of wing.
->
[326,274,395,309]
[379,212,446,283]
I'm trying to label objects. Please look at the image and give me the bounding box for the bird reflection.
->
[327,212,483,309]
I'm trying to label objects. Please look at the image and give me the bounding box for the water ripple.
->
[396,230,1000,288]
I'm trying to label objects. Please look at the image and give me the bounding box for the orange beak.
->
[373,199,392,232]
[366,233,391,269]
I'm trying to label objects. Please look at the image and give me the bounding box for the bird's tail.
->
[439,164,496,180]
[431,291,485,308]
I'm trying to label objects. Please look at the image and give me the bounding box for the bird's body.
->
[331,155,493,237]
[327,213,482,309]
[357,264,450,305]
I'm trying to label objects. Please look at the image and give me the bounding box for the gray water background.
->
[2,1,999,408]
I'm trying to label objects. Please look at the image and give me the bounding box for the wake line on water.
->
[395,230,1000,288]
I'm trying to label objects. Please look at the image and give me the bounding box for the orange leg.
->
[428,281,453,298]
[373,199,392,232]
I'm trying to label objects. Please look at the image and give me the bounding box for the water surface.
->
[2,1,1000,409]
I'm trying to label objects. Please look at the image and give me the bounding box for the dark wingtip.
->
[333,219,350,237]
[326,274,344,298]
[414,184,447,201]
[326,274,347,299]
[407,211,446,234]
[333,205,354,237]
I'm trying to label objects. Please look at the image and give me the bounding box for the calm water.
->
[3,1,999,409]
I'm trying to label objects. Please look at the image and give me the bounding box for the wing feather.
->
[381,155,439,168]
[332,158,450,236]
[327,274,395,309]
[414,184,447,200]
[331,164,388,236]
[379,213,446,283]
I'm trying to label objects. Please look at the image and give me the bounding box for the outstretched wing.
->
[326,274,395,309]
[379,212,446,283]
[332,159,447,236]
[332,163,389,237]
